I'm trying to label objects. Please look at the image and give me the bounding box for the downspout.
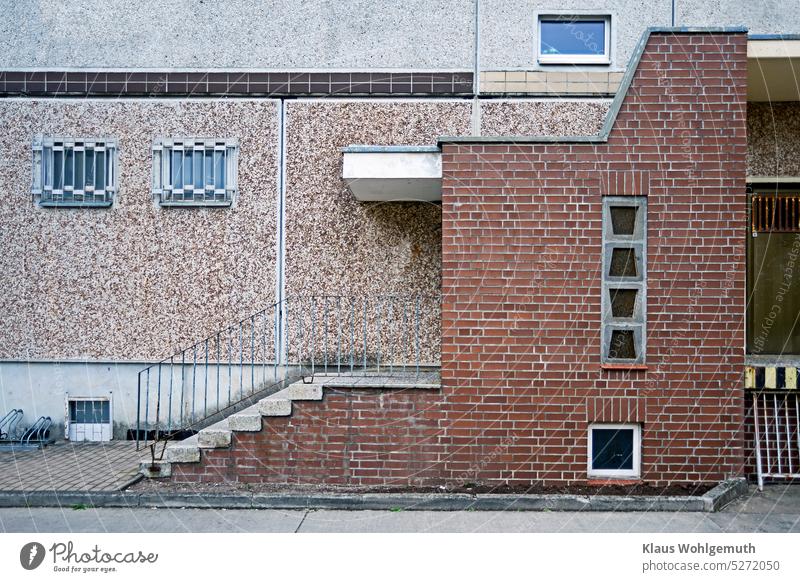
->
[472,0,481,135]
[671,0,675,26]
[275,99,287,367]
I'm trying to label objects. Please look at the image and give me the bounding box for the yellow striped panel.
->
[765,367,777,389]
[744,367,756,389]
[787,367,797,390]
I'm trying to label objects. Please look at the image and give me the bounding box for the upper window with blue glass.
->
[538,16,611,64]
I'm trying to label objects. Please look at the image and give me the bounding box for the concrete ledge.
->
[700,478,749,512]
[0,481,746,511]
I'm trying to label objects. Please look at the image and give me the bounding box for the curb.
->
[0,478,748,512]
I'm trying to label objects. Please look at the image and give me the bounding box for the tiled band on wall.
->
[0,71,474,97]
[745,366,800,390]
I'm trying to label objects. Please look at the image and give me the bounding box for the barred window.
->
[152,138,238,206]
[32,137,117,207]
[601,196,647,365]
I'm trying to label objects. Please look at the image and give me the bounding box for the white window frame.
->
[32,136,117,207]
[65,393,113,442]
[587,423,641,479]
[537,15,611,65]
[152,138,238,207]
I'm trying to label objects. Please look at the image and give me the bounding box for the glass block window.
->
[32,137,117,207]
[152,138,238,206]
[538,16,611,65]
[602,196,646,364]
[588,423,640,478]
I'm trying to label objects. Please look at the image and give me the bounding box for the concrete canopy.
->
[342,146,442,202]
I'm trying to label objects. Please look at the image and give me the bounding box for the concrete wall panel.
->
[0,99,280,361]
[747,102,800,177]
[0,0,474,70]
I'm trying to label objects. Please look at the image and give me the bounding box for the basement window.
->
[152,138,238,206]
[32,137,117,207]
[66,396,112,442]
[588,423,640,478]
[601,197,647,365]
[538,15,611,65]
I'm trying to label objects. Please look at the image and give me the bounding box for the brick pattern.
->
[441,33,748,485]
[0,71,473,97]
[169,32,748,487]
[601,170,650,197]
[171,389,444,486]
[480,70,624,95]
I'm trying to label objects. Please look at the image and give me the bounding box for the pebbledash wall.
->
[172,31,748,486]
[0,97,610,438]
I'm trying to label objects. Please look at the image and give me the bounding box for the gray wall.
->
[479,0,672,71]
[0,0,475,69]
[675,0,800,35]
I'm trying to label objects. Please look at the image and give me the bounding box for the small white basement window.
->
[66,395,112,442]
[538,15,611,64]
[152,138,238,206]
[588,423,640,478]
[32,137,117,207]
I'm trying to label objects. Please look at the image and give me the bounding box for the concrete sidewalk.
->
[1,484,798,533]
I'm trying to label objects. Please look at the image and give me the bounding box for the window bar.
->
[753,394,763,489]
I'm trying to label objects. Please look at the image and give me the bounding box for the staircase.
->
[136,294,441,479]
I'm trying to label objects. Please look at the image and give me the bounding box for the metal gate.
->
[752,391,800,490]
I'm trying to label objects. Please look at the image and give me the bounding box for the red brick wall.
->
[440,32,747,485]
[172,31,748,487]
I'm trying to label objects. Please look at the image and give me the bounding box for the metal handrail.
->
[135,293,441,452]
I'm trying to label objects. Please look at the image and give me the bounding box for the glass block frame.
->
[601,196,647,364]
[152,138,238,207]
[32,137,117,208]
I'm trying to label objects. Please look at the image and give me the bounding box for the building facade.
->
[1,1,799,487]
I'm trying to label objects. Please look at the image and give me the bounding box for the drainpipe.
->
[472,0,481,135]
[275,99,287,368]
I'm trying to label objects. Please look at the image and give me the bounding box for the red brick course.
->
[441,32,747,485]
[172,32,748,487]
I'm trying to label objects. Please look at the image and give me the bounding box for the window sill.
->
[38,201,113,209]
[159,200,232,208]
[587,478,642,486]
[600,363,648,371]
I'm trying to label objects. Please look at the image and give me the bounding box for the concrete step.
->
[227,401,264,431]
[258,388,293,416]
[287,381,324,401]
[164,435,200,463]
[198,424,232,449]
